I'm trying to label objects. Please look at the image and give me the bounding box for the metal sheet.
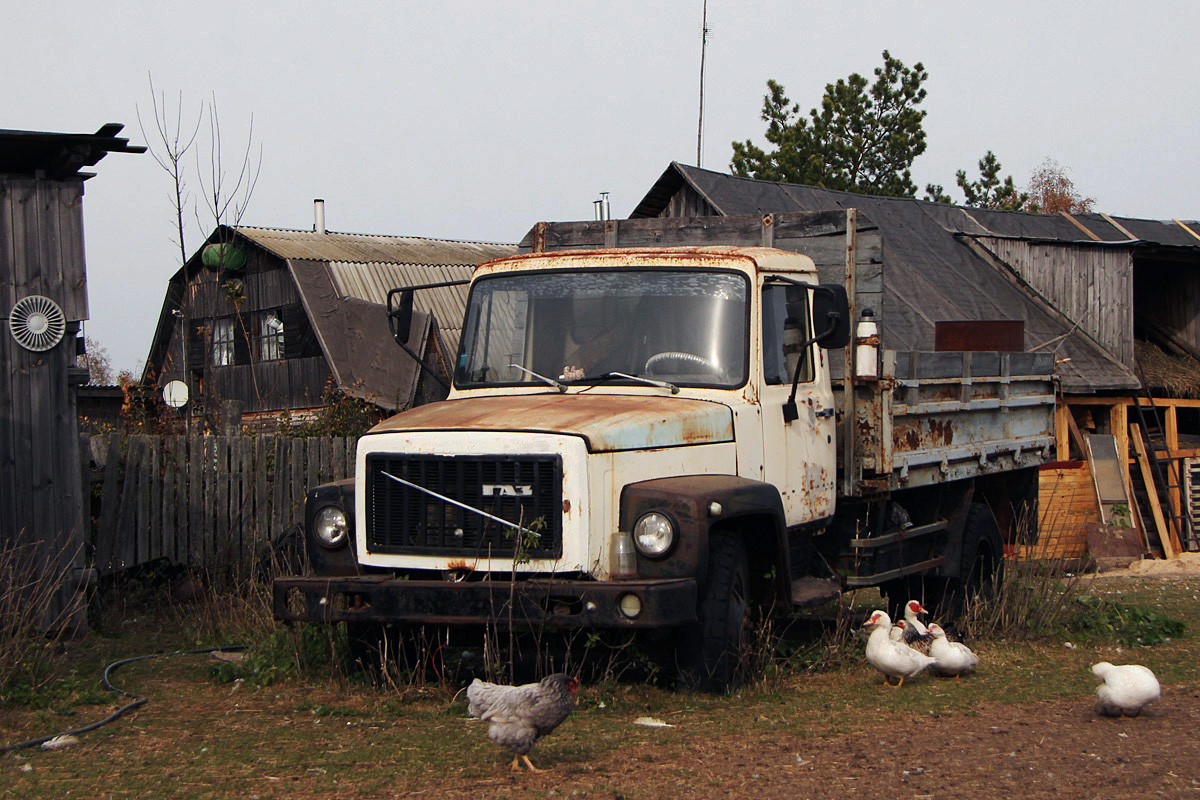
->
[370,394,735,452]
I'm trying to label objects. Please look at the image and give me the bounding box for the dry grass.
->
[0,538,86,703]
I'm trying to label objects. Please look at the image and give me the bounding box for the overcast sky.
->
[9,0,1200,374]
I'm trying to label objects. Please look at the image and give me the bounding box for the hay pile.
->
[1135,339,1200,398]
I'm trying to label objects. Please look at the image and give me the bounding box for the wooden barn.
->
[142,214,515,429]
[617,162,1200,561]
[0,124,144,628]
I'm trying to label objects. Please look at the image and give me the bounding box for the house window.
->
[258,310,284,361]
[212,318,234,366]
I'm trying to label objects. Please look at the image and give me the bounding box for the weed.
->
[1068,595,1185,646]
[958,555,1089,640]
[0,539,87,706]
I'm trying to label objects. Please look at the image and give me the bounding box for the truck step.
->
[790,577,842,608]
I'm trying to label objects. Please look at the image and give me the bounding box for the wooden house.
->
[142,218,515,428]
[621,162,1200,559]
[0,124,144,629]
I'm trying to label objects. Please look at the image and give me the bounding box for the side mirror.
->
[387,288,415,346]
[811,284,851,349]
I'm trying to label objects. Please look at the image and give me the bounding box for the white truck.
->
[273,210,1056,690]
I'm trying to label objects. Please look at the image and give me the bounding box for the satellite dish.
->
[9,295,66,352]
[162,380,190,409]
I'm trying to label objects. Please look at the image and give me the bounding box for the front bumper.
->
[273,575,697,628]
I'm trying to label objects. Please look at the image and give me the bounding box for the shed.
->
[0,124,144,630]
[142,221,515,427]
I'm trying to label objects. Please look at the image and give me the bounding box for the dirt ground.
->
[418,694,1200,800]
[6,568,1200,800]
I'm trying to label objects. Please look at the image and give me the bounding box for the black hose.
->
[1,645,246,753]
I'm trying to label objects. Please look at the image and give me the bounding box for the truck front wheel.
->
[677,533,754,692]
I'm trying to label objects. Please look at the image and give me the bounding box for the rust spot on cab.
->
[446,559,471,571]
[562,499,572,514]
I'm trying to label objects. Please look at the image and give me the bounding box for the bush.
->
[1068,595,1185,647]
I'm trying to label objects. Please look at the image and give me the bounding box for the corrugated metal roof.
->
[326,261,476,357]
[235,225,514,264]
[625,163,1153,393]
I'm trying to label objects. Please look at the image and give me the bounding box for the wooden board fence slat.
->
[215,436,230,566]
[272,438,289,536]
[136,435,151,565]
[148,438,161,562]
[318,437,331,486]
[290,441,305,529]
[174,437,186,564]
[114,437,144,572]
[332,437,345,483]
[95,435,123,573]
[189,437,203,566]
[162,441,175,564]
[202,437,216,567]
[254,436,268,544]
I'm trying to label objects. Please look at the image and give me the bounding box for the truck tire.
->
[941,503,1004,618]
[678,533,754,692]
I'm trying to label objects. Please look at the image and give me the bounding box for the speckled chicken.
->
[466,673,579,772]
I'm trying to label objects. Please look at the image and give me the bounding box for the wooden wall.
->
[0,175,90,627]
[976,238,1134,367]
[157,244,331,414]
[1133,257,1200,358]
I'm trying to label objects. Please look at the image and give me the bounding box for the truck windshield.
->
[455,269,749,389]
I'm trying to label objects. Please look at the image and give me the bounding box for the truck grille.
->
[365,454,563,559]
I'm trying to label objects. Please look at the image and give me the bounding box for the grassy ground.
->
[2,573,1197,799]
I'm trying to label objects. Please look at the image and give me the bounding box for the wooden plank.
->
[254,436,268,546]
[215,436,230,566]
[203,437,216,567]
[1172,218,1200,243]
[1130,423,1177,557]
[332,436,345,483]
[189,437,204,566]
[272,438,289,537]
[147,437,161,562]
[173,437,186,564]
[1165,405,1182,540]
[306,438,320,501]
[162,439,176,564]
[114,438,144,572]
[1060,212,1101,241]
[290,439,305,528]
[318,437,332,486]
[136,436,151,565]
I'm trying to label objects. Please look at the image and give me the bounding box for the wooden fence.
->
[85,434,357,576]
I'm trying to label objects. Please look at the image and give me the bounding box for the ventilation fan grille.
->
[10,295,66,352]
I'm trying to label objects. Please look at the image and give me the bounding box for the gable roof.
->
[629,163,1200,393]
[144,226,516,410]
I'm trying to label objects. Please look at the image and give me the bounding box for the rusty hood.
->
[368,394,734,452]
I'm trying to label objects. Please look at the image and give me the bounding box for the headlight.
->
[313,505,349,549]
[632,512,675,557]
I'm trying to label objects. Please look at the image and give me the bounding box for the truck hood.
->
[367,394,734,452]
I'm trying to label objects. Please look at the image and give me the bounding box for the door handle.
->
[815,407,835,419]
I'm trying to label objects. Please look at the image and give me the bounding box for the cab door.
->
[759,279,837,525]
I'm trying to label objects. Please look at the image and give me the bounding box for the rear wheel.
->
[678,533,754,692]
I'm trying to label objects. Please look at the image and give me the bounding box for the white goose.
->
[1092,662,1161,717]
[927,622,979,677]
[863,610,936,687]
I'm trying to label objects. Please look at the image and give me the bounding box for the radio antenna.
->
[697,0,710,167]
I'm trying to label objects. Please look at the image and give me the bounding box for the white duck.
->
[863,610,937,687]
[903,599,931,643]
[1092,662,1161,717]
[927,623,979,677]
[889,619,908,643]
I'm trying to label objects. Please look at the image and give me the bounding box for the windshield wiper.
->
[507,363,567,393]
[604,371,680,394]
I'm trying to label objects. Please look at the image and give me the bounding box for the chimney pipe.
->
[314,198,326,234]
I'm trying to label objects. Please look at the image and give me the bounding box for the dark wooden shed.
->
[0,125,143,629]
[142,222,516,429]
